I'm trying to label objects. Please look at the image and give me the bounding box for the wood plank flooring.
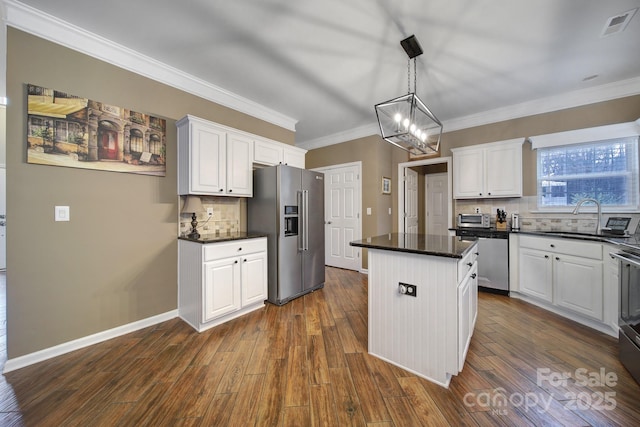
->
[1,267,640,426]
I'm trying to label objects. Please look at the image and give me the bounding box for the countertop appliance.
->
[248,165,325,305]
[455,227,509,294]
[458,213,490,228]
[511,213,520,230]
[611,248,640,385]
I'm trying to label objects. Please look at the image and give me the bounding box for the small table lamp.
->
[182,195,204,239]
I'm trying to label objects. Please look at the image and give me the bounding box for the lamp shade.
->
[182,195,204,214]
[375,92,443,155]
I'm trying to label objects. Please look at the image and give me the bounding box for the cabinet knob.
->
[229,189,233,193]
[234,260,238,264]
[550,244,555,248]
[238,247,242,251]
[219,188,223,192]
[244,258,247,262]
[474,252,479,256]
[555,257,560,261]
[544,255,549,259]
[479,193,482,196]
[467,262,473,267]
[471,273,477,279]
[488,192,491,195]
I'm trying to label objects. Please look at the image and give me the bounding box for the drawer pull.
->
[467,262,473,267]
[471,273,477,279]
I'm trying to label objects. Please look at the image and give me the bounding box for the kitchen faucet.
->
[572,198,602,235]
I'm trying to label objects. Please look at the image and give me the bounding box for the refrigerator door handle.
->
[303,190,309,251]
[297,190,304,252]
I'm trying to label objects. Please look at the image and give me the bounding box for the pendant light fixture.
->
[375,35,443,155]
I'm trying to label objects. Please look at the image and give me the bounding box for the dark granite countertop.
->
[350,233,477,259]
[450,227,640,250]
[178,232,267,244]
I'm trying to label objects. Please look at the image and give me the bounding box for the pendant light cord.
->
[407,58,418,94]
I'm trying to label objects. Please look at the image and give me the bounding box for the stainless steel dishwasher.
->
[455,228,509,294]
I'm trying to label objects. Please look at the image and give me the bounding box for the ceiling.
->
[10,0,640,148]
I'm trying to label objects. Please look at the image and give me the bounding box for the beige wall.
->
[440,96,640,196]
[6,28,294,359]
[307,95,640,269]
[305,135,408,268]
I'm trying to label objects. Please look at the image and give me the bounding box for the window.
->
[537,136,639,211]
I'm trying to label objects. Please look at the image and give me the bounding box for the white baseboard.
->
[360,268,369,275]
[3,310,178,373]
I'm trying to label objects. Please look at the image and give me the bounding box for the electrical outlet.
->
[207,208,214,217]
[398,282,417,297]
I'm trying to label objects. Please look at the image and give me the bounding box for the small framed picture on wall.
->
[382,177,391,194]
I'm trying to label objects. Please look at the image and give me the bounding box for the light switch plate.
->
[55,206,70,222]
[366,207,372,215]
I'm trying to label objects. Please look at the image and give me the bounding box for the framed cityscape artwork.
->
[26,83,166,176]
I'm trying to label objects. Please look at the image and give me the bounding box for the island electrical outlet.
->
[398,282,417,297]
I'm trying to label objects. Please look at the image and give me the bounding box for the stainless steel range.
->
[611,248,640,385]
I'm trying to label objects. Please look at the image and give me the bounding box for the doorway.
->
[312,162,362,272]
[426,172,448,235]
[398,157,453,234]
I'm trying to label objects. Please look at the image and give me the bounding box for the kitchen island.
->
[350,233,478,387]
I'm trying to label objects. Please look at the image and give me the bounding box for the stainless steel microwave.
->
[457,213,490,228]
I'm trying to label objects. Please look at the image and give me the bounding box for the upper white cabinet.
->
[254,138,306,169]
[452,139,523,199]
[177,115,253,197]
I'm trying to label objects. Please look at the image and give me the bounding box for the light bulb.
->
[409,123,416,133]
[394,113,402,123]
[402,118,410,128]
[420,133,427,142]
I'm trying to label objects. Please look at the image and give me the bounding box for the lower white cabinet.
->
[457,248,478,371]
[516,235,610,333]
[179,237,267,332]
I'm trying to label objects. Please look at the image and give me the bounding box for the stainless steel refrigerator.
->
[248,165,325,305]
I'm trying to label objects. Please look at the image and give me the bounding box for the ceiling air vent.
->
[601,8,637,37]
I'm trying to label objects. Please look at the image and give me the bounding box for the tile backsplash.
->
[455,196,640,234]
[179,195,244,237]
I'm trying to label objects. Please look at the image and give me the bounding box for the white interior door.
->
[0,167,5,270]
[404,168,418,234]
[316,163,361,271]
[426,172,448,236]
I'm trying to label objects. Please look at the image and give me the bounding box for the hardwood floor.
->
[1,267,639,426]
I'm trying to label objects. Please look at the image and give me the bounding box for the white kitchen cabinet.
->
[204,257,242,321]
[518,235,604,321]
[458,261,477,371]
[603,245,620,331]
[226,132,253,196]
[519,248,553,302]
[457,246,478,371]
[452,138,523,199]
[177,115,252,197]
[179,237,267,332]
[554,253,603,320]
[254,138,306,168]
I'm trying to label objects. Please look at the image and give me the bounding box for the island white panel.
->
[368,249,458,386]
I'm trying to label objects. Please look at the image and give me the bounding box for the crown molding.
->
[2,0,297,131]
[297,123,380,150]
[298,76,640,149]
[442,76,640,133]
